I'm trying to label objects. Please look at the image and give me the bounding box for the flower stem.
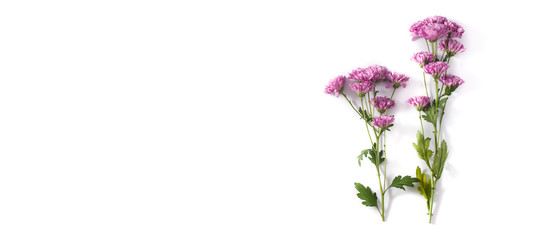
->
[418,111,424,135]
[423,72,429,98]
[375,133,385,221]
[360,98,374,145]
[343,93,361,116]
[428,177,436,223]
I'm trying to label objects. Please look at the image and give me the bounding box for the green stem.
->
[425,39,430,52]
[431,41,436,59]
[383,88,397,115]
[375,132,385,221]
[418,111,425,135]
[360,98,374,145]
[428,177,436,223]
[383,131,387,191]
[423,72,429,98]
[343,94,361,117]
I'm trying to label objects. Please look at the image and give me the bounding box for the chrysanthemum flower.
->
[372,115,395,128]
[371,96,396,113]
[349,65,388,84]
[324,75,346,97]
[410,16,464,41]
[423,62,449,79]
[385,72,409,89]
[407,96,431,111]
[350,82,374,97]
[411,51,434,67]
[439,74,464,87]
[438,39,465,56]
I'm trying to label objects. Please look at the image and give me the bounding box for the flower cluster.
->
[408,16,466,224]
[349,65,388,84]
[410,16,464,41]
[325,65,412,222]
[324,16,466,224]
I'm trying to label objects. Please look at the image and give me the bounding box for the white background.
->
[1,0,539,239]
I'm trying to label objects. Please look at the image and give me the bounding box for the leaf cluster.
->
[416,167,432,207]
[357,143,385,167]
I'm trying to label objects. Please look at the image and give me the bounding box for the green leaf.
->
[416,167,432,202]
[354,182,378,207]
[438,97,448,107]
[388,175,420,191]
[433,140,449,179]
[358,147,376,167]
[422,105,438,126]
[412,131,433,164]
[359,108,373,123]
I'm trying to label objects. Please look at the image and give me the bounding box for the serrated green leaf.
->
[412,131,433,164]
[415,167,432,202]
[354,182,378,207]
[433,140,449,179]
[438,97,448,107]
[358,148,374,167]
[389,175,420,190]
[422,105,438,126]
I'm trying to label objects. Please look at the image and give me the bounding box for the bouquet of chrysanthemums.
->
[408,16,465,223]
[325,16,464,223]
[325,65,418,222]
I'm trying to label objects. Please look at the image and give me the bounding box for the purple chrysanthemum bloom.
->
[349,65,388,84]
[372,115,395,129]
[445,21,464,38]
[350,82,374,97]
[349,67,375,84]
[420,22,451,41]
[367,65,388,81]
[324,75,346,97]
[439,74,464,87]
[410,16,464,41]
[409,20,426,40]
[438,39,465,56]
[423,62,450,79]
[385,72,410,89]
[371,96,396,113]
[407,96,431,111]
[411,51,434,67]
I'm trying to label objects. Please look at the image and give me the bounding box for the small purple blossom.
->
[372,115,395,128]
[350,82,374,97]
[371,96,395,113]
[324,75,346,97]
[423,62,450,78]
[385,72,409,89]
[439,74,464,87]
[438,39,465,56]
[407,96,431,111]
[411,51,434,67]
[445,21,464,38]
